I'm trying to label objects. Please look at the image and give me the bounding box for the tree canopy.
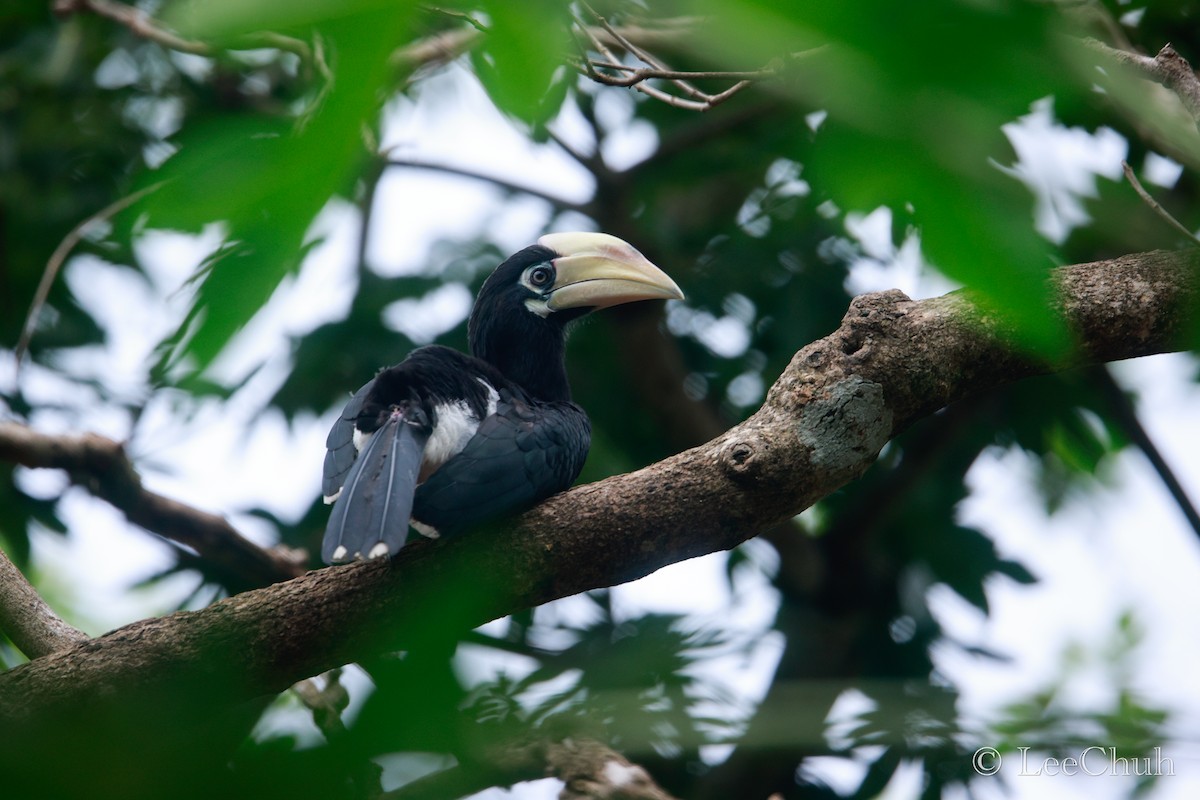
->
[2,1,1199,798]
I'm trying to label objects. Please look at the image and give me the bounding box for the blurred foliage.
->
[0,0,1194,798]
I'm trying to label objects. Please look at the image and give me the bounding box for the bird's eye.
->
[527,265,554,289]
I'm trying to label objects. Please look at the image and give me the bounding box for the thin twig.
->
[548,738,682,800]
[383,158,589,213]
[583,1,711,101]
[544,127,604,174]
[390,26,481,73]
[571,5,781,111]
[53,0,211,55]
[572,12,715,112]
[293,670,349,740]
[0,422,304,590]
[1093,366,1200,540]
[0,547,89,660]
[581,61,775,83]
[1121,160,1200,245]
[13,182,163,380]
[53,0,314,63]
[355,155,387,274]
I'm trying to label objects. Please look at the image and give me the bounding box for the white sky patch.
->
[134,223,227,291]
[727,371,764,407]
[937,354,1200,794]
[198,201,360,387]
[1001,97,1127,243]
[383,282,474,344]
[130,394,328,528]
[58,258,166,399]
[550,87,600,158]
[28,510,192,634]
[846,206,895,261]
[601,759,644,788]
[486,194,558,255]
[697,316,751,358]
[95,49,139,89]
[594,89,659,170]
[371,67,597,277]
[1143,152,1183,188]
[464,779,562,800]
[843,206,960,299]
[666,305,751,359]
[612,546,784,768]
[368,171,502,276]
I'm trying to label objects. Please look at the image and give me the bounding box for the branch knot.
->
[720,437,762,481]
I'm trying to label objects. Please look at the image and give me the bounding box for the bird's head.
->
[468,232,683,400]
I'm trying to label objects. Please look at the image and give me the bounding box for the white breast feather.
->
[342,382,499,532]
[422,400,481,475]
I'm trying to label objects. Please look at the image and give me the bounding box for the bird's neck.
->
[491,337,571,402]
[471,316,573,403]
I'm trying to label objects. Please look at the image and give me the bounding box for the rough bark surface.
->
[0,248,1195,785]
[0,548,88,658]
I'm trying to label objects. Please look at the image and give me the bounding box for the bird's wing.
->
[322,403,432,563]
[412,394,589,534]
[322,380,374,502]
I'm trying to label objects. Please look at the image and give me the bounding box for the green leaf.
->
[133,8,411,382]
[471,0,573,126]
[693,0,1085,355]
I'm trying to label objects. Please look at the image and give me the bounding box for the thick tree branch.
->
[0,547,88,660]
[0,425,304,590]
[386,736,679,800]
[0,249,1195,791]
[549,738,681,800]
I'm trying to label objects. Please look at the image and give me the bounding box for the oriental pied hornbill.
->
[321,232,683,564]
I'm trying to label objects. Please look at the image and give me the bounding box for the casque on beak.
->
[538,232,684,311]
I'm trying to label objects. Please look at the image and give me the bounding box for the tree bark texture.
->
[0,548,88,659]
[0,248,1195,788]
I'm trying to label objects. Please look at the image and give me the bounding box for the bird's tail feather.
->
[322,407,430,564]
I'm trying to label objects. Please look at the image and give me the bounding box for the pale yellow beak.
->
[538,232,684,311]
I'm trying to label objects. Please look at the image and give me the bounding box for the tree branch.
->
[14,182,162,379]
[385,736,679,800]
[1120,159,1200,244]
[1085,38,1200,131]
[1092,366,1200,538]
[0,249,1195,792]
[383,158,590,214]
[0,424,304,590]
[549,738,681,800]
[53,0,315,63]
[0,547,88,660]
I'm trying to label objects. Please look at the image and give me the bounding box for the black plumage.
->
[321,233,682,564]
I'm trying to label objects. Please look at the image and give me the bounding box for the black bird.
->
[321,232,683,564]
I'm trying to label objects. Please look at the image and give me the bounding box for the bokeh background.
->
[3,1,1200,798]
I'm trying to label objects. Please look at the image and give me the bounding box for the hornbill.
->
[321,232,683,564]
